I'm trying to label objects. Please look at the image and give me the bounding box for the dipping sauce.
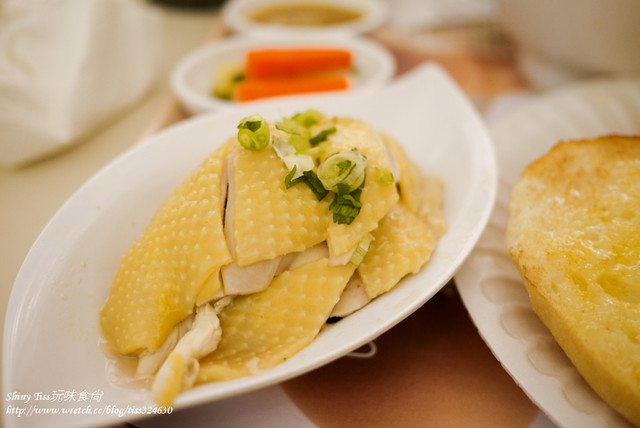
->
[248,2,363,27]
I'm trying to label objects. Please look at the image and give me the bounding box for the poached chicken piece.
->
[99,111,446,406]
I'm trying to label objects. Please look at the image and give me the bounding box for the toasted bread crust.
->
[506,135,640,426]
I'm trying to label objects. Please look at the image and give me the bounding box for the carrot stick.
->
[245,48,352,79]
[234,75,349,101]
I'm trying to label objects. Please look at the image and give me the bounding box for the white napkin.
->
[0,0,164,168]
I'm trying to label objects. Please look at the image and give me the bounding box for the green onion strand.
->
[329,180,364,225]
[237,114,270,151]
[285,166,328,201]
[309,126,336,145]
[349,233,374,266]
[317,150,367,193]
[275,123,304,136]
[302,170,329,201]
[292,109,325,127]
[376,167,395,185]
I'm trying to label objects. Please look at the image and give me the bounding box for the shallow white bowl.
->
[222,0,388,38]
[171,34,396,115]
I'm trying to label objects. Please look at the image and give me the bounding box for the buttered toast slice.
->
[505,135,640,426]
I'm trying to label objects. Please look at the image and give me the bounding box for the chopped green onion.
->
[292,109,325,127]
[285,154,315,179]
[285,166,328,201]
[238,110,369,225]
[275,120,314,152]
[349,233,374,266]
[330,192,361,224]
[341,192,362,208]
[288,134,310,152]
[272,136,296,157]
[302,170,329,200]
[329,182,364,225]
[376,167,395,185]
[273,137,314,180]
[285,165,303,188]
[335,182,351,195]
[317,150,367,193]
[237,114,270,151]
[299,140,331,159]
[275,123,305,136]
[309,126,336,145]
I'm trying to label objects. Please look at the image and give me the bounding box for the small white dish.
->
[222,0,388,38]
[455,75,640,428]
[171,34,396,115]
[3,63,497,428]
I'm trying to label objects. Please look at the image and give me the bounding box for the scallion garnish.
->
[285,166,328,201]
[237,114,270,151]
[275,123,305,136]
[273,138,314,179]
[309,126,336,145]
[302,170,329,201]
[285,165,303,188]
[329,178,364,225]
[376,167,395,185]
[299,141,330,159]
[274,119,315,152]
[330,189,362,224]
[288,134,310,152]
[237,111,372,224]
[349,233,374,266]
[291,109,325,127]
[317,150,367,193]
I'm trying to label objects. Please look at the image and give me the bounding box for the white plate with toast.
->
[455,75,640,427]
[3,64,496,428]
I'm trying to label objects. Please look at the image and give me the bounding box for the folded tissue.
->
[0,0,164,168]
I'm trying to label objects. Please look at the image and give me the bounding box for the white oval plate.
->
[171,34,396,115]
[455,75,640,428]
[3,64,497,428]
[222,0,388,38]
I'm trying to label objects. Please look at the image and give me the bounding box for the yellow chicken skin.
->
[230,142,331,266]
[99,110,445,406]
[100,141,232,355]
[321,118,399,257]
[358,203,435,299]
[198,258,355,382]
